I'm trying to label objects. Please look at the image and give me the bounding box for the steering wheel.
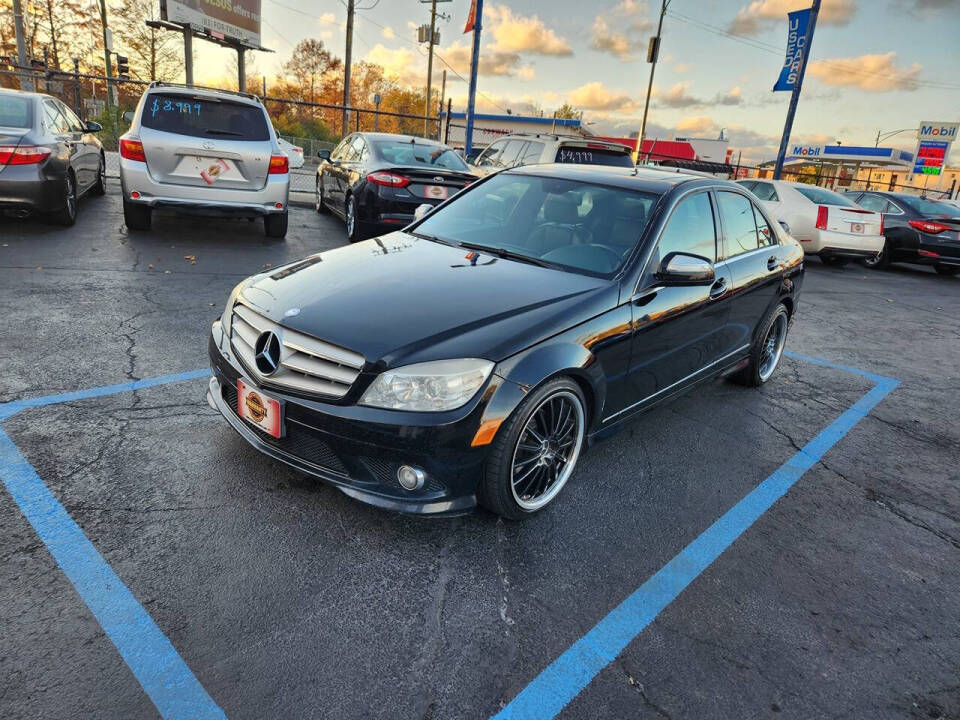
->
[542,244,623,273]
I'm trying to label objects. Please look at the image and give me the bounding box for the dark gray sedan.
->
[0,88,105,225]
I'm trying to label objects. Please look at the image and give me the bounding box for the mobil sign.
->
[913,120,959,176]
[791,145,821,157]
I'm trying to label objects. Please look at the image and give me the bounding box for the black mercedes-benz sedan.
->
[0,88,105,225]
[209,165,804,519]
[315,132,476,242]
[847,190,960,275]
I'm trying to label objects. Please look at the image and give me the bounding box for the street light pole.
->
[98,0,114,107]
[634,0,669,164]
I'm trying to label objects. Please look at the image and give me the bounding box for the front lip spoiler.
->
[206,376,476,516]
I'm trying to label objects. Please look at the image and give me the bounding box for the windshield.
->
[141,93,270,140]
[900,195,960,218]
[794,185,857,207]
[373,140,468,171]
[0,95,32,129]
[414,172,658,277]
[555,146,634,168]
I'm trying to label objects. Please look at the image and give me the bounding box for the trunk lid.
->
[138,92,273,191]
[822,205,882,236]
[0,129,29,176]
[383,166,476,201]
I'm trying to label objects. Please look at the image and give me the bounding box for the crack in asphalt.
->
[616,658,673,719]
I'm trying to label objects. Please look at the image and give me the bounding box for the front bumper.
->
[120,157,289,217]
[207,321,509,515]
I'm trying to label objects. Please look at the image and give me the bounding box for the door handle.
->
[709,277,728,299]
[766,256,778,271]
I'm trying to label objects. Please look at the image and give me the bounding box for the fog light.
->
[397,465,425,491]
[130,191,141,199]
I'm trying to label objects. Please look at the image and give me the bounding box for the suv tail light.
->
[908,219,950,234]
[367,171,410,187]
[0,145,52,165]
[815,205,828,230]
[119,138,146,162]
[268,155,289,174]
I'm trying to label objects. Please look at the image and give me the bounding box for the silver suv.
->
[468,133,634,177]
[119,82,289,238]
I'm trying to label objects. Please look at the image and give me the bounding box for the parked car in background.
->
[737,179,884,266]
[208,165,803,518]
[468,133,634,177]
[847,190,960,275]
[315,132,476,242]
[0,87,105,225]
[119,82,290,238]
[276,133,304,169]
[934,197,960,213]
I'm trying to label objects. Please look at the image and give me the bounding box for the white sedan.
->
[275,134,304,169]
[737,179,884,266]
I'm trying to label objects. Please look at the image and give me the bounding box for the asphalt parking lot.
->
[1,185,958,720]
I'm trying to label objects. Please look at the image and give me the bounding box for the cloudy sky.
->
[194,0,960,162]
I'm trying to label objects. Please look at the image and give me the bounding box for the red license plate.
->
[237,379,282,438]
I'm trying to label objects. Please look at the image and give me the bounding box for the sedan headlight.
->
[360,359,494,412]
[220,281,246,336]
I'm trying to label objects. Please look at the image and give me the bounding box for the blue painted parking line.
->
[0,369,223,720]
[492,354,899,720]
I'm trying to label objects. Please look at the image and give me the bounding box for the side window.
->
[351,136,368,162]
[752,182,779,202]
[717,191,760,257]
[330,137,350,161]
[856,194,886,213]
[43,100,70,134]
[477,140,506,167]
[57,101,85,132]
[497,139,527,168]
[657,192,717,263]
[520,141,545,165]
[753,203,775,247]
[738,181,757,191]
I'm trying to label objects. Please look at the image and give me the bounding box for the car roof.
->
[145,83,262,106]
[0,87,46,101]
[359,132,445,144]
[506,163,729,194]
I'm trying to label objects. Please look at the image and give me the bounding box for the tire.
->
[861,240,890,269]
[90,154,107,196]
[935,264,959,277]
[315,178,329,214]
[123,199,152,231]
[345,194,364,242]
[479,377,587,520]
[51,172,77,226]
[821,256,849,267]
[264,211,288,239]
[731,302,791,387]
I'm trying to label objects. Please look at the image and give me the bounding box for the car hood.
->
[238,232,616,369]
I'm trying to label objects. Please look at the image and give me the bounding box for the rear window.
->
[0,95,32,129]
[555,146,634,168]
[899,195,960,218]
[793,185,857,207]
[373,140,467,171]
[141,93,269,140]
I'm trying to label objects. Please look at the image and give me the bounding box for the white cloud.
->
[485,4,573,56]
[675,116,715,134]
[589,1,653,60]
[807,52,922,92]
[441,41,527,78]
[363,44,423,88]
[567,81,637,111]
[317,12,336,26]
[729,0,856,35]
[381,26,395,40]
[716,86,743,105]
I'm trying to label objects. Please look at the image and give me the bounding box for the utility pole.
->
[342,0,355,136]
[98,0,114,107]
[12,0,33,91]
[237,48,246,92]
[423,0,438,137]
[773,0,820,180]
[635,0,669,164]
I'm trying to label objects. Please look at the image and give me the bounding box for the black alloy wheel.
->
[316,178,328,214]
[480,377,587,519]
[862,241,889,269]
[91,155,107,196]
[52,172,77,226]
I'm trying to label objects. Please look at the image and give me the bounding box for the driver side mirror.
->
[84,121,103,133]
[656,252,715,285]
[413,203,433,222]
[122,111,134,123]
[317,149,331,161]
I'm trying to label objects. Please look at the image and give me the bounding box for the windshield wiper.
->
[410,231,460,247]
[204,129,244,136]
[459,242,555,268]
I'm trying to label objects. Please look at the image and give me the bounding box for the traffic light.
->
[115,54,129,78]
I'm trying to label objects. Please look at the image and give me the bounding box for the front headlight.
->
[220,281,246,336]
[360,358,494,412]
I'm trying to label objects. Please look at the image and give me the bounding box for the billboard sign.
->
[161,0,261,47]
[913,121,959,175]
[773,8,811,92]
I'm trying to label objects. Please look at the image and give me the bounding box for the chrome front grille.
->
[230,302,365,398]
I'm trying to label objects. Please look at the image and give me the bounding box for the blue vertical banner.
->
[773,8,812,92]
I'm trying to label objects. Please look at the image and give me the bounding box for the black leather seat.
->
[527,195,592,255]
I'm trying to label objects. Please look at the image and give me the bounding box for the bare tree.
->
[112,0,180,81]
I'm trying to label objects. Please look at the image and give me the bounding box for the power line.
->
[667,9,960,91]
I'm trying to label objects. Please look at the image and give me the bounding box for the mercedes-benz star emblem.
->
[254,330,282,376]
